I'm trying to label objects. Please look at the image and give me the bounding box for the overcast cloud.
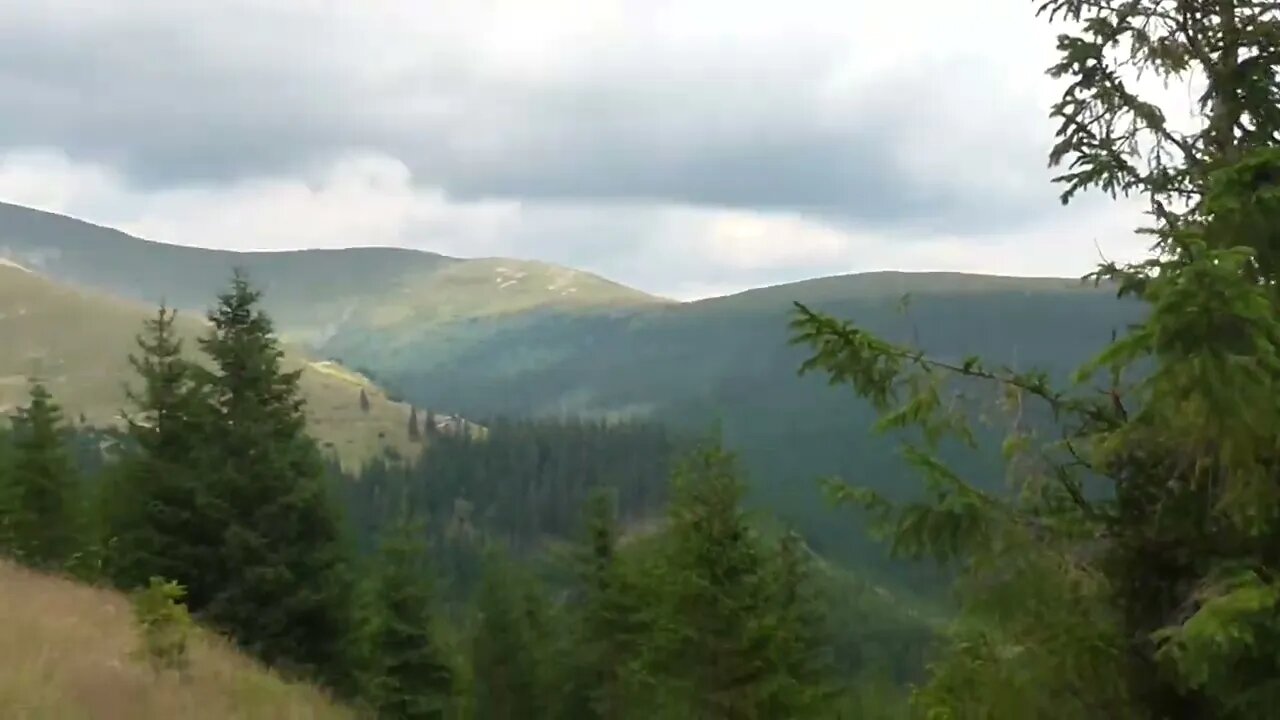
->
[0,0,1155,299]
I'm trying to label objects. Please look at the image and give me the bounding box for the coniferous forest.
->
[4,0,1280,717]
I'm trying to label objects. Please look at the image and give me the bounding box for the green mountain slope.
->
[0,201,666,346]
[334,271,1144,584]
[0,262,428,469]
[0,202,1142,588]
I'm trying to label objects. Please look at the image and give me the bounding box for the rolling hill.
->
[0,559,352,719]
[0,201,666,346]
[0,262,426,470]
[0,201,1145,586]
[333,269,1144,582]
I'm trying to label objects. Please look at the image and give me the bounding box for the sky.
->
[0,0,1160,300]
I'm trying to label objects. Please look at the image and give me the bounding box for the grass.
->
[0,201,668,350]
[0,559,353,720]
[0,265,421,470]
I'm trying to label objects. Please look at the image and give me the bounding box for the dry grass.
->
[0,559,354,720]
[0,265,421,470]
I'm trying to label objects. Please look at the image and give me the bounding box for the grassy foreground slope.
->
[0,201,667,346]
[0,263,419,469]
[0,560,352,720]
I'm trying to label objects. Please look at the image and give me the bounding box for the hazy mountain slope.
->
[341,271,1144,582]
[0,201,666,345]
[0,559,352,719]
[0,263,421,469]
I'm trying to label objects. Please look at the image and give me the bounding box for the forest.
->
[4,0,1280,717]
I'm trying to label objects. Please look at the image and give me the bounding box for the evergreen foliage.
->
[358,514,454,719]
[470,550,553,720]
[130,576,194,677]
[343,416,682,595]
[103,305,216,598]
[790,1,1280,717]
[560,488,645,720]
[408,406,421,442]
[194,270,356,688]
[0,382,82,570]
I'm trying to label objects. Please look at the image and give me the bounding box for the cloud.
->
[0,0,1076,235]
[0,148,1149,301]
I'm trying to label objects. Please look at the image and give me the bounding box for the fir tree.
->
[359,514,454,719]
[563,488,639,720]
[103,305,217,598]
[196,270,356,689]
[790,0,1280,716]
[759,531,837,717]
[471,550,551,720]
[652,442,774,719]
[408,406,421,442]
[0,425,11,547]
[0,382,81,569]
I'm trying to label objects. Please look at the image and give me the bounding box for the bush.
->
[130,576,193,677]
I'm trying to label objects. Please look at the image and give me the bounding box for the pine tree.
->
[563,488,640,720]
[652,442,774,719]
[0,382,82,569]
[0,425,11,547]
[471,550,551,720]
[790,0,1280,716]
[196,270,356,689]
[103,305,217,598]
[408,406,421,442]
[359,514,454,719]
[759,531,837,717]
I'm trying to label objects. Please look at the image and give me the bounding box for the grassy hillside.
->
[0,201,666,346]
[0,263,421,470]
[0,560,352,719]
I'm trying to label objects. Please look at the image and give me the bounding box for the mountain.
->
[0,262,426,469]
[0,201,666,346]
[0,559,351,718]
[0,201,1144,585]
[339,269,1144,582]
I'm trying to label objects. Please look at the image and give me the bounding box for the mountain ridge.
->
[0,201,666,345]
[0,200,1141,586]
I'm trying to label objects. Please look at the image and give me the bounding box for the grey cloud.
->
[0,1,1061,235]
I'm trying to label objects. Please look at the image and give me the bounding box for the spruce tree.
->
[759,531,837,717]
[408,406,421,442]
[196,270,355,688]
[0,425,11,548]
[359,514,454,719]
[652,442,774,719]
[471,550,551,720]
[0,382,81,569]
[103,305,217,598]
[564,488,638,720]
[790,0,1280,716]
